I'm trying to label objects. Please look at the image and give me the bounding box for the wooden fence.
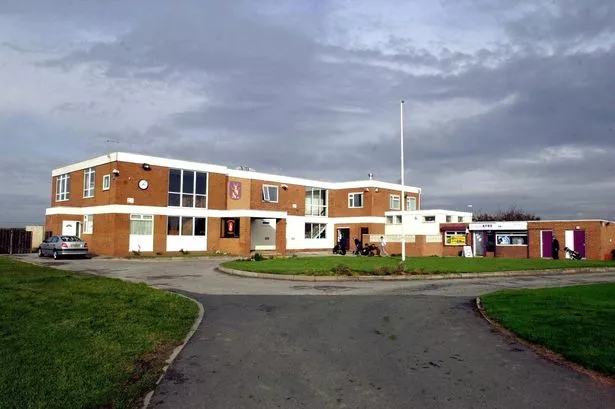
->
[0,229,33,254]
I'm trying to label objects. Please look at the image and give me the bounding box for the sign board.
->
[469,221,527,231]
[448,235,467,245]
[368,234,416,243]
[463,245,473,257]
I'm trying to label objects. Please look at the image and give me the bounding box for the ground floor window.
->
[83,214,94,234]
[445,231,466,245]
[130,214,153,235]
[305,223,327,239]
[168,216,206,236]
[221,217,240,238]
[496,232,528,246]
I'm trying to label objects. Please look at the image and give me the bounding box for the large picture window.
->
[168,216,206,236]
[496,232,528,246]
[305,187,327,216]
[262,185,279,203]
[348,193,363,208]
[305,223,327,239]
[390,195,401,210]
[168,169,207,208]
[445,231,466,245]
[83,167,95,198]
[55,174,70,201]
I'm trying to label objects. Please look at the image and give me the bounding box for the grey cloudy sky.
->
[1,0,614,225]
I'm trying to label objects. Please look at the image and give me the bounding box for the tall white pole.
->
[400,100,406,262]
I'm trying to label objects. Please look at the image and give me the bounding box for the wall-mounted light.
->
[112,169,120,177]
[375,188,379,192]
[280,184,288,190]
[142,163,151,171]
[364,187,370,192]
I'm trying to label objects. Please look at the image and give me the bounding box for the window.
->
[445,231,466,245]
[221,218,240,238]
[102,174,111,191]
[407,197,417,211]
[496,232,528,246]
[305,223,327,239]
[386,216,394,224]
[446,215,452,223]
[305,187,327,216]
[83,167,95,198]
[348,193,363,208]
[168,169,207,208]
[83,214,93,234]
[55,174,70,201]
[395,215,402,224]
[458,216,463,223]
[168,216,207,236]
[390,195,401,210]
[130,214,153,235]
[262,185,279,203]
[423,215,436,223]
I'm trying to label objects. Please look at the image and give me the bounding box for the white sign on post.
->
[463,245,473,258]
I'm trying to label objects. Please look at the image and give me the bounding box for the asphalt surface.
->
[16,255,615,408]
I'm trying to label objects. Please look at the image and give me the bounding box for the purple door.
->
[573,230,586,258]
[541,231,553,258]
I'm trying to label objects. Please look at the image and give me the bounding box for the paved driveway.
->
[17,255,615,408]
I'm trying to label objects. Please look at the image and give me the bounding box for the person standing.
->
[552,236,560,259]
[379,235,388,256]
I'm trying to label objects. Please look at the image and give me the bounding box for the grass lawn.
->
[481,284,615,376]
[222,256,613,275]
[0,257,198,409]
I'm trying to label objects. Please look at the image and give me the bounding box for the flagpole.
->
[400,100,406,262]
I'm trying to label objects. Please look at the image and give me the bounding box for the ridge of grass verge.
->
[481,283,615,377]
[0,257,198,409]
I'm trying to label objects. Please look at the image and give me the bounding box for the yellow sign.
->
[447,235,466,245]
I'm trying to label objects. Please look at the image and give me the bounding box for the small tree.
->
[473,206,540,221]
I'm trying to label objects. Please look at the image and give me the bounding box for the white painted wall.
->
[129,235,153,252]
[286,216,334,250]
[385,209,473,236]
[251,219,276,250]
[166,236,207,252]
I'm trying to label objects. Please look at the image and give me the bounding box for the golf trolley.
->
[564,246,582,260]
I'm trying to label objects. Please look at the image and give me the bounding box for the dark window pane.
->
[183,171,194,193]
[195,218,206,236]
[181,217,193,236]
[195,195,206,208]
[305,223,311,239]
[182,194,194,207]
[196,172,207,194]
[168,216,180,235]
[169,193,180,206]
[169,169,181,192]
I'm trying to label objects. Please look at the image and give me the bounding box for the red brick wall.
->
[528,221,605,260]
[495,245,528,258]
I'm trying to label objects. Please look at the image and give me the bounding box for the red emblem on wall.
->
[226,219,235,234]
[229,181,242,200]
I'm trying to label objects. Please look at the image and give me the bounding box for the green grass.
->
[0,257,199,409]
[222,256,612,275]
[481,284,615,376]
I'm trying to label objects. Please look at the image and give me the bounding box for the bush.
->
[373,266,393,276]
[253,253,265,262]
[393,263,407,275]
[331,264,353,275]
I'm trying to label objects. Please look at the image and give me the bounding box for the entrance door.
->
[474,232,485,256]
[337,228,350,251]
[129,214,154,253]
[251,219,276,251]
[541,230,553,258]
[62,221,80,237]
[360,227,369,245]
[574,230,586,258]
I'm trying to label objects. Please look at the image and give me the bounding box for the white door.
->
[129,214,154,252]
[564,230,574,259]
[62,221,80,236]
[251,219,276,251]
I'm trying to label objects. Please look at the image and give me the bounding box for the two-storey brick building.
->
[45,152,421,257]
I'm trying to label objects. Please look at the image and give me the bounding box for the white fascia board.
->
[46,205,287,219]
[385,209,472,216]
[329,217,386,224]
[226,169,331,189]
[52,153,117,177]
[332,180,421,193]
[116,152,228,174]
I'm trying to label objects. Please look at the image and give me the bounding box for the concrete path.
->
[16,255,615,408]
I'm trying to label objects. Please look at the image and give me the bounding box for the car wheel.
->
[38,248,44,257]
[52,250,59,260]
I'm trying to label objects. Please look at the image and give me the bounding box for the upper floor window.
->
[168,169,207,208]
[305,187,327,216]
[262,185,279,203]
[102,174,111,191]
[407,196,417,211]
[390,195,401,210]
[83,168,95,198]
[458,216,463,223]
[55,174,70,202]
[423,215,436,223]
[348,192,363,208]
[446,215,452,223]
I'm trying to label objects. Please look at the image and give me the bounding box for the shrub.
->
[253,252,265,262]
[374,266,393,276]
[156,251,164,256]
[331,264,353,275]
[393,263,407,275]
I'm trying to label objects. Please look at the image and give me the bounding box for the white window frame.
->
[348,192,363,208]
[407,196,417,211]
[130,214,154,235]
[444,231,466,246]
[446,215,452,223]
[305,223,327,239]
[168,169,208,208]
[458,216,463,223]
[395,215,402,224]
[55,174,70,202]
[390,195,401,210]
[386,216,394,224]
[305,187,328,216]
[496,232,528,246]
[262,185,279,203]
[423,215,436,223]
[102,174,111,191]
[83,214,94,234]
[83,167,95,198]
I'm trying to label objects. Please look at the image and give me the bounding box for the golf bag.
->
[564,246,582,260]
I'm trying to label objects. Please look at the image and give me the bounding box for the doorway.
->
[474,232,485,256]
[541,230,553,258]
[360,227,369,245]
[337,228,350,251]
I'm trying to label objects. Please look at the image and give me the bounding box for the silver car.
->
[38,235,89,259]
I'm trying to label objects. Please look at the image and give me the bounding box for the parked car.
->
[38,235,89,259]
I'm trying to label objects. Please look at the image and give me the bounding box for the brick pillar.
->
[276,219,287,256]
